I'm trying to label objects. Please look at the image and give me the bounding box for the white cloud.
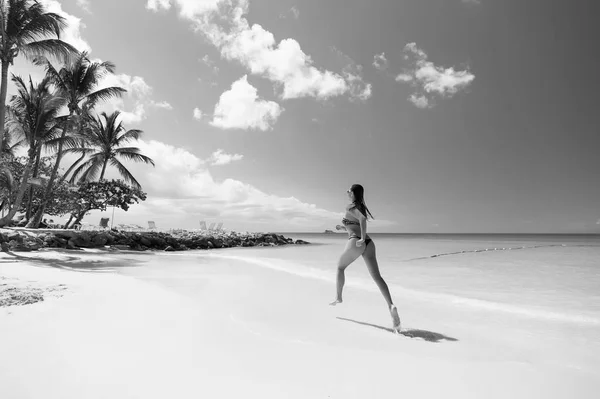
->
[193,107,203,120]
[208,149,243,165]
[279,6,300,19]
[200,54,219,73]
[415,64,475,96]
[152,0,365,102]
[395,73,413,82]
[397,42,475,108]
[409,94,430,109]
[151,100,173,110]
[596,218,600,225]
[116,103,146,125]
[289,6,300,19]
[218,22,347,100]
[120,75,152,97]
[462,0,481,5]
[279,6,300,20]
[211,75,283,131]
[95,139,342,231]
[96,74,170,125]
[39,0,91,53]
[146,0,221,18]
[342,64,372,102]
[76,0,91,13]
[333,47,372,102]
[146,0,172,11]
[373,52,388,71]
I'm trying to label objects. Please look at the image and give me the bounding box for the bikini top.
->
[341,217,360,226]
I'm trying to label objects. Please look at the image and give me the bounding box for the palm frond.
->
[69,155,102,184]
[21,39,78,64]
[83,60,117,81]
[18,11,68,40]
[115,148,155,167]
[110,158,142,189]
[115,127,142,143]
[85,87,126,107]
[62,147,95,156]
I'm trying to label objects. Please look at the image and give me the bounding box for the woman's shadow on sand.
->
[336,317,458,342]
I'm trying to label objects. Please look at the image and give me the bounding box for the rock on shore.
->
[0,229,310,252]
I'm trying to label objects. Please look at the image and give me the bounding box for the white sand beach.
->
[1,239,599,399]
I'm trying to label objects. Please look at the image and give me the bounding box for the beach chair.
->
[148,221,157,230]
[207,222,215,231]
[99,218,109,230]
[199,221,207,231]
[214,222,223,232]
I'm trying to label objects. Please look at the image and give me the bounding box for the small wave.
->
[204,253,600,327]
[203,253,334,284]
[406,244,568,261]
[411,289,600,326]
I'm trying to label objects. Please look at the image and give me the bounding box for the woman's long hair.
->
[349,184,374,220]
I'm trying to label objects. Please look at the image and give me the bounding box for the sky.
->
[8,0,600,233]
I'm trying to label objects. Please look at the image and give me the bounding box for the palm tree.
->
[0,141,15,215]
[0,73,65,226]
[24,112,70,219]
[0,120,18,215]
[68,110,154,189]
[59,99,94,183]
[0,0,77,155]
[27,52,126,227]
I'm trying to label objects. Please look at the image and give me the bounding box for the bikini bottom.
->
[348,234,372,247]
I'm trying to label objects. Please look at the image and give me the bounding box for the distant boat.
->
[324,229,335,234]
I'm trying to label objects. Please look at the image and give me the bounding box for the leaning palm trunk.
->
[0,157,35,226]
[25,146,42,219]
[66,208,87,229]
[26,114,74,227]
[63,213,74,229]
[0,62,9,157]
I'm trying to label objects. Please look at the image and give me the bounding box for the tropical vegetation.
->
[0,0,153,229]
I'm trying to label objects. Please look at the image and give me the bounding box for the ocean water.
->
[112,233,600,375]
[207,233,600,318]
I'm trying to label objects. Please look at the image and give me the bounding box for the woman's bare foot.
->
[329,299,343,306]
[390,304,401,332]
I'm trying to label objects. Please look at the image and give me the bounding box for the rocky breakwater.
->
[0,229,310,252]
